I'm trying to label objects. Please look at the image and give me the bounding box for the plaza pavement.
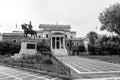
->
[0,65,62,80]
[57,56,120,80]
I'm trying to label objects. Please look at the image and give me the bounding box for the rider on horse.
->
[21,21,37,39]
[28,21,33,30]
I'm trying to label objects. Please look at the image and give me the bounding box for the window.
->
[72,43,74,46]
[39,35,41,38]
[12,39,17,42]
[77,43,79,45]
[65,35,67,38]
[67,43,69,47]
[46,34,49,38]
[27,43,35,49]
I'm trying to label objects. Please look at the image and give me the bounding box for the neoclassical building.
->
[2,24,89,56]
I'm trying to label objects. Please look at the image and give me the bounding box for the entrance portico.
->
[51,35,65,50]
[51,33,68,56]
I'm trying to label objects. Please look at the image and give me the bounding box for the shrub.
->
[42,59,53,65]
[25,55,42,60]
[0,41,20,55]
[2,57,14,65]
[88,44,95,55]
[78,45,85,53]
[37,42,51,52]
[37,40,51,56]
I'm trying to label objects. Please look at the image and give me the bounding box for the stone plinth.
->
[19,39,37,56]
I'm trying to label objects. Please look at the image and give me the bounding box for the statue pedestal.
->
[19,39,37,56]
[12,39,37,59]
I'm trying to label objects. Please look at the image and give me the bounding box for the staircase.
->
[52,48,68,56]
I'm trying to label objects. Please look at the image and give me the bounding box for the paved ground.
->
[0,65,62,80]
[57,56,120,80]
[2,56,120,80]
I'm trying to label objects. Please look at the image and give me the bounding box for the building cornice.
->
[39,24,71,28]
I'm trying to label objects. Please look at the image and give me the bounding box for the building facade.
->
[2,24,89,56]
[0,33,3,41]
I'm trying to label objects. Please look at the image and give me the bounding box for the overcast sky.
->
[0,0,120,37]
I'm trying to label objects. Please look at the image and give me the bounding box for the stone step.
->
[53,49,68,56]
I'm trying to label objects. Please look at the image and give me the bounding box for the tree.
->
[68,40,73,51]
[99,3,120,35]
[88,44,96,55]
[95,35,120,56]
[37,40,51,56]
[78,45,85,53]
[87,31,98,45]
[95,36,110,55]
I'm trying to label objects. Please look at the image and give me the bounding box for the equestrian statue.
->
[21,21,37,39]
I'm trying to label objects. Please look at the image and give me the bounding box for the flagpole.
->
[15,23,17,31]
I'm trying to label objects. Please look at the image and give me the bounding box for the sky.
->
[0,0,120,37]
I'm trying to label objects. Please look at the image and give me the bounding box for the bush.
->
[78,45,85,53]
[0,41,20,55]
[42,59,53,65]
[88,44,95,55]
[37,41,51,52]
[37,40,51,56]
[24,55,42,60]
[2,57,14,65]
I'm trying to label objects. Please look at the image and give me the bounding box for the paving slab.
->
[0,77,16,80]
[57,56,120,80]
[21,76,37,80]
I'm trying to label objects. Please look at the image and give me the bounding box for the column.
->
[61,37,63,49]
[52,37,54,49]
[51,37,52,50]
[55,37,56,49]
[59,37,61,49]
[63,37,65,48]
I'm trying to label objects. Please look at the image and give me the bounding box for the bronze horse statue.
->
[21,23,37,39]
